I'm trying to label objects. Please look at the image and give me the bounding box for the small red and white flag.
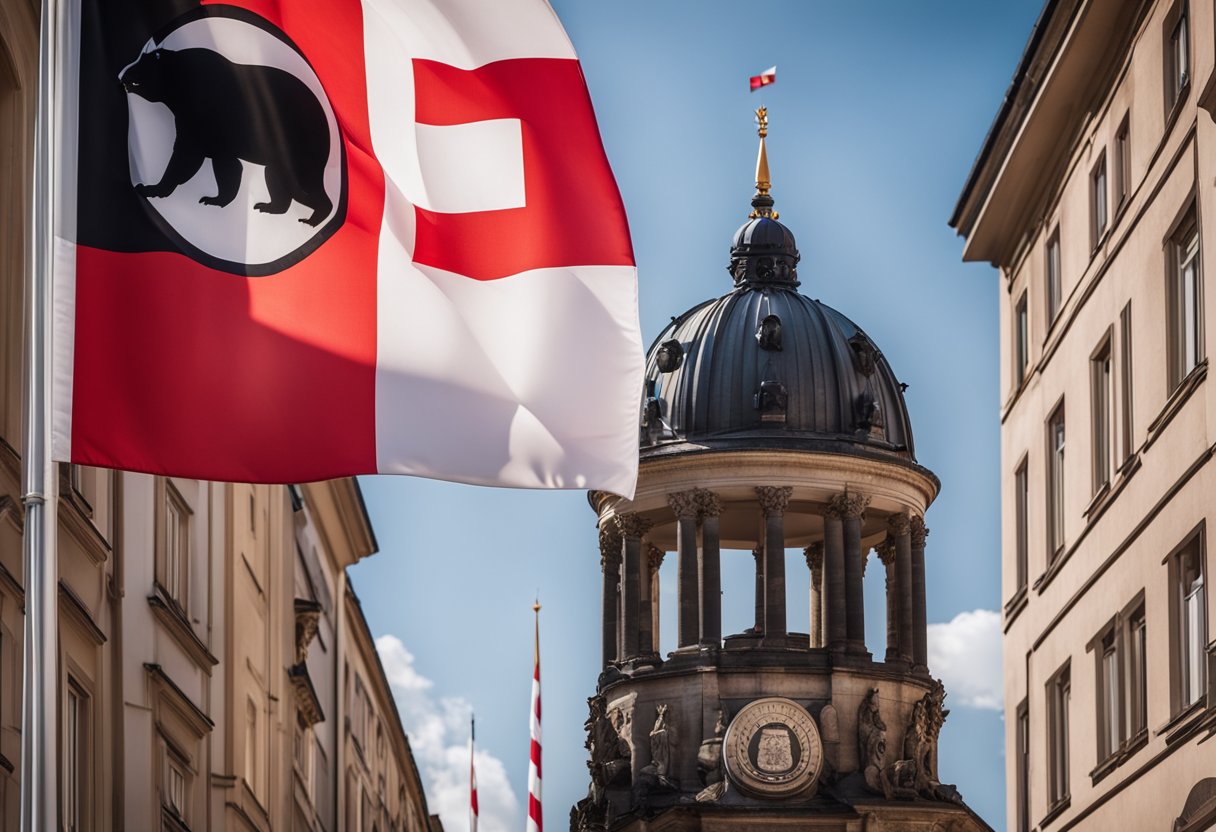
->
[527,602,542,832]
[48,0,643,497]
[469,715,479,832]
[750,65,777,91]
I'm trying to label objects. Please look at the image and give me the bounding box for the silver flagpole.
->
[21,0,61,827]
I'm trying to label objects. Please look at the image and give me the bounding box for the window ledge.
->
[1145,360,1207,453]
[1041,795,1071,828]
[1083,480,1113,519]
[1158,697,1208,745]
[1089,729,1149,786]
[148,588,219,673]
[1003,586,1029,631]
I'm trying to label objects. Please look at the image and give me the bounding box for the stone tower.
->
[571,111,992,832]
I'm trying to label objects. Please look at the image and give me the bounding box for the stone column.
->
[752,545,764,632]
[875,537,898,662]
[910,516,930,668]
[805,543,824,648]
[756,486,793,638]
[890,513,914,662]
[823,505,848,652]
[645,545,665,655]
[615,513,653,661]
[599,526,622,667]
[695,489,723,647]
[668,491,700,649]
[831,493,871,653]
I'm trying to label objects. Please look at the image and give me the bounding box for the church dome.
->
[640,119,916,463]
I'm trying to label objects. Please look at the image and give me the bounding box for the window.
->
[165,755,187,820]
[1047,663,1071,807]
[1166,1,1190,108]
[1097,626,1120,760]
[295,714,315,800]
[1015,460,1029,593]
[1177,533,1207,709]
[157,480,191,611]
[1016,700,1030,832]
[64,680,90,832]
[1169,210,1202,388]
[1091,152,1108,248]
[1091,336,1113,492]
[1119,302,1134,462]
[1046,229,1062,325]
[1015,292,1029,389]
[1047,402,1066,560]
[245,699,260,799]
[1114,115,1130,212]
[1127,605,1148,738]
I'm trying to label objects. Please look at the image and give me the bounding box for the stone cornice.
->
[755,486,793,517]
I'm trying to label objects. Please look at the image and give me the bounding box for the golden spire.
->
[750,107,778,219]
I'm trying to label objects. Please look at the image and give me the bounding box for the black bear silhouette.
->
[121,47,333,227]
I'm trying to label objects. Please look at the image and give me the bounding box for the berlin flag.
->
[48,0,643,496]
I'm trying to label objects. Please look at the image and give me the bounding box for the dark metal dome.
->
[640,212,916,462]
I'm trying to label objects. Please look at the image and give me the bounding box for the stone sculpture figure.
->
[649,704,679,789]
[695,708,729,803]
[884,680,963,803]
[858,688,891,797]
[571,695,631,832]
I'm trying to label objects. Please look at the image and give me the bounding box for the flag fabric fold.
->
[470,715,479,832]
[51,0,643,497]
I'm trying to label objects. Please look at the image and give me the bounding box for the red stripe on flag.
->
[412,58,634,280]
[750,74,775,91]
[528,793,543,832]
[71,0,382,481]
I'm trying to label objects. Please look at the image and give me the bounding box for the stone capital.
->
[887,512,912,537]
[804,542,824,573]
[647,545,666,573]
[910,515,929,548]
[614,512,654,539]
[667,490,699,520]
[826,492,870,520]
[598,526,622,567]
[694,488,723,519]
[755,485,793,517]
[874,537,896,567]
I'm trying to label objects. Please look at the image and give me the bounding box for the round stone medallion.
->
[723,697,823,798]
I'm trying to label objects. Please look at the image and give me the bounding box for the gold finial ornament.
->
[750,107,778,219]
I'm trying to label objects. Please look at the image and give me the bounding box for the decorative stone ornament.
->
[723,697,823,799]
[655,339,684,373]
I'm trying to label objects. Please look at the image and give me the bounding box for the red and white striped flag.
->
[750,65,776,91]
[469,714,479,832]
[527,602,542,832]
[48,0,643,497]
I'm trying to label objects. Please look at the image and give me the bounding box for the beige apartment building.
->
[0,2,438,830]
[952,1,1216,830]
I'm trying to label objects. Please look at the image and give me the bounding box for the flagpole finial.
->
[750,107,777,220]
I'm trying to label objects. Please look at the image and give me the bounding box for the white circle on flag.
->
[121,10,345,275]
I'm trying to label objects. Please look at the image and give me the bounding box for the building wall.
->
[0,2,435,829]
[956,1,1216,830]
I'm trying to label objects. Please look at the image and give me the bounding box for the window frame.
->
[1125,600,1148,740]
[1090,332,1114,493]
[63,676,92,832]
[1119,302,1135,463]
[1016,698,1030,832]
[1047,661,1072,809]
[1046,400,1066,561]
[1166,522,1208,716]
[1046,228,1063,327]
[1167,208,1203,390]
[1015,291,1029,390]
[1015,457,1029,593]
[1165,0,1191,110]
[155,479,192,615]
[1114,114,1130,214]
[1090,151,1108,249]
[1091,616,1122,762]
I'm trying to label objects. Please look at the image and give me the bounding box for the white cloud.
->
[927,609,1003,711]
[377,635,520,832]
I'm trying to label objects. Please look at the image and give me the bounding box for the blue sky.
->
[352,3,1044,830]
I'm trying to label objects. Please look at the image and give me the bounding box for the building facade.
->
[0,2,438,829]
[952,1,1216,830]
[571,113,991,832]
